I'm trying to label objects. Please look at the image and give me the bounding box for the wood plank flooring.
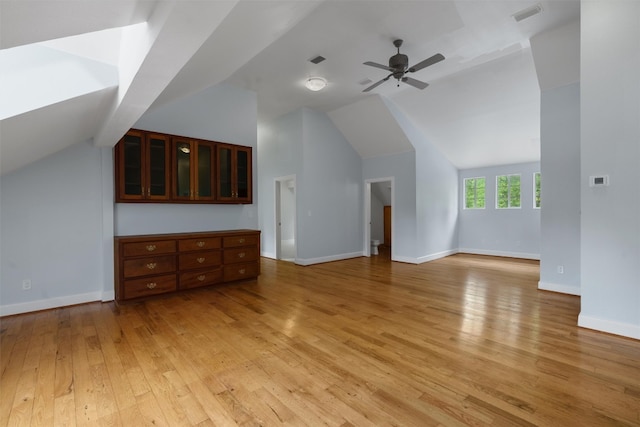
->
[2,252,639,426]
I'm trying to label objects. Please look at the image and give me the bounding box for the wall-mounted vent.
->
[513,4,542,22]
[309,55,326,64]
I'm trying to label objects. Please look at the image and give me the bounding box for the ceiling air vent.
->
[513,4,543,22]
[309,55,326,64]
[359,78,373,86]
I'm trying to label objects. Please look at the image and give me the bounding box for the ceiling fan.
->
[362,39,444,92]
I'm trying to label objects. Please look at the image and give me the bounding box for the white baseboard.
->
[0,291,109,317]
[393,249,456,265]
[458,248,540,260]
[295,251,363,266]
[538,281,581,296]
[578,314,640,340]
[101,290,115,302]
[261,251,276,260]
[416,249,458,264]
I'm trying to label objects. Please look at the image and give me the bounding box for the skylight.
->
[0,23,145,120]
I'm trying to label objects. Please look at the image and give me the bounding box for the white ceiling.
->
[0,0,580,175]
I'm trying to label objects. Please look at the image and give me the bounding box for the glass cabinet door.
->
[217,145,233,200]
[120,132,143,199]
[146,134,170,200]
[174,139,192,200]
[196,142,214,200]
[235,147,251,201]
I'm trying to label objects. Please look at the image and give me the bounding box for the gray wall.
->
[1,142,113,315]
[579,0,640,339]
[363,152,417,260]
[384,98,459,261]
[258,108,362,264]
[539,83,581,294]
[459,162,541,259]
[257,109,304,258]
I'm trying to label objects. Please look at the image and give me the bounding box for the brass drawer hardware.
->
[146,244,156,252]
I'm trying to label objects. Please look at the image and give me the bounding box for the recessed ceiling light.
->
[305,77,327,91]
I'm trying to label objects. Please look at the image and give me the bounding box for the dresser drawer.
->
[123,240,176,257]
[223,261,259,282]
[223,234,259,248]
[223,246,258,264]
[179,268,223,290]
[123,274,176,299]
[179,251,221,270]
[123,255,176,278]
[178,237,221,252]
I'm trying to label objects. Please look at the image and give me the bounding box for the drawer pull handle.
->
[239,268,246,274]
[238,252,245,258]
[146,282,157,289]
[196,241,205,247]
[146,245,156,252]
[197,275,206,281]
[197,257,205,263]
[146,262,157,270]
[238,238,245,244]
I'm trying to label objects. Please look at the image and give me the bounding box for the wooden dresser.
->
[114,230,260,302]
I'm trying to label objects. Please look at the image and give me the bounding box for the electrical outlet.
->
[22,279,31,290]
[557,265,564,274]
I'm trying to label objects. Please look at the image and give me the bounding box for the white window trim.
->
[495,174,521,209]
[533,172,541,209]
[463,176,486,210]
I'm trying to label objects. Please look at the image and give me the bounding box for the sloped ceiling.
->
[0,0,580,176]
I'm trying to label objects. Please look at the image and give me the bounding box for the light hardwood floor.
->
[2,253,639,426]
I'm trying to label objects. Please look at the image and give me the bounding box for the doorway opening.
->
[275,175,296,262]
[364,177,394,259]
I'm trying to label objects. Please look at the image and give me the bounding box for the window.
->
[534,172,541,208]
[496,174,521,208]
[464,177,485,209]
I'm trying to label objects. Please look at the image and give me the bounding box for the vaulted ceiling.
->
[0,0,579,175]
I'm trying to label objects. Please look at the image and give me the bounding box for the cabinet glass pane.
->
[148,138,167,196]
[198,144,212,197]
[236,150,249,198]
[123,134,142,195]
[176,142,191,197]
[219,147,232,198]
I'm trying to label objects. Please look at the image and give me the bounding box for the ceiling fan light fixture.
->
[305,77,327,91]
[513,4,543,22]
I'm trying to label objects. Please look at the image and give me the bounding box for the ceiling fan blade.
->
[402,76,429,90]
[363,76,391,92]
[408,53,445,73]
[363,61,394,72]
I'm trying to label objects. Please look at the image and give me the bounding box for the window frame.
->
[463,176,486,210]
[495,174,521,209]
[533,172,541,209]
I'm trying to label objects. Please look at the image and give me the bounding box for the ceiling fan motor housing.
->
[389,53,408,78]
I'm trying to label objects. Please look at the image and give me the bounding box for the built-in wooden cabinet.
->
[115,129,252,204]
[217,144,252,203]
[114,230,260,302]
[115,130,171,201]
